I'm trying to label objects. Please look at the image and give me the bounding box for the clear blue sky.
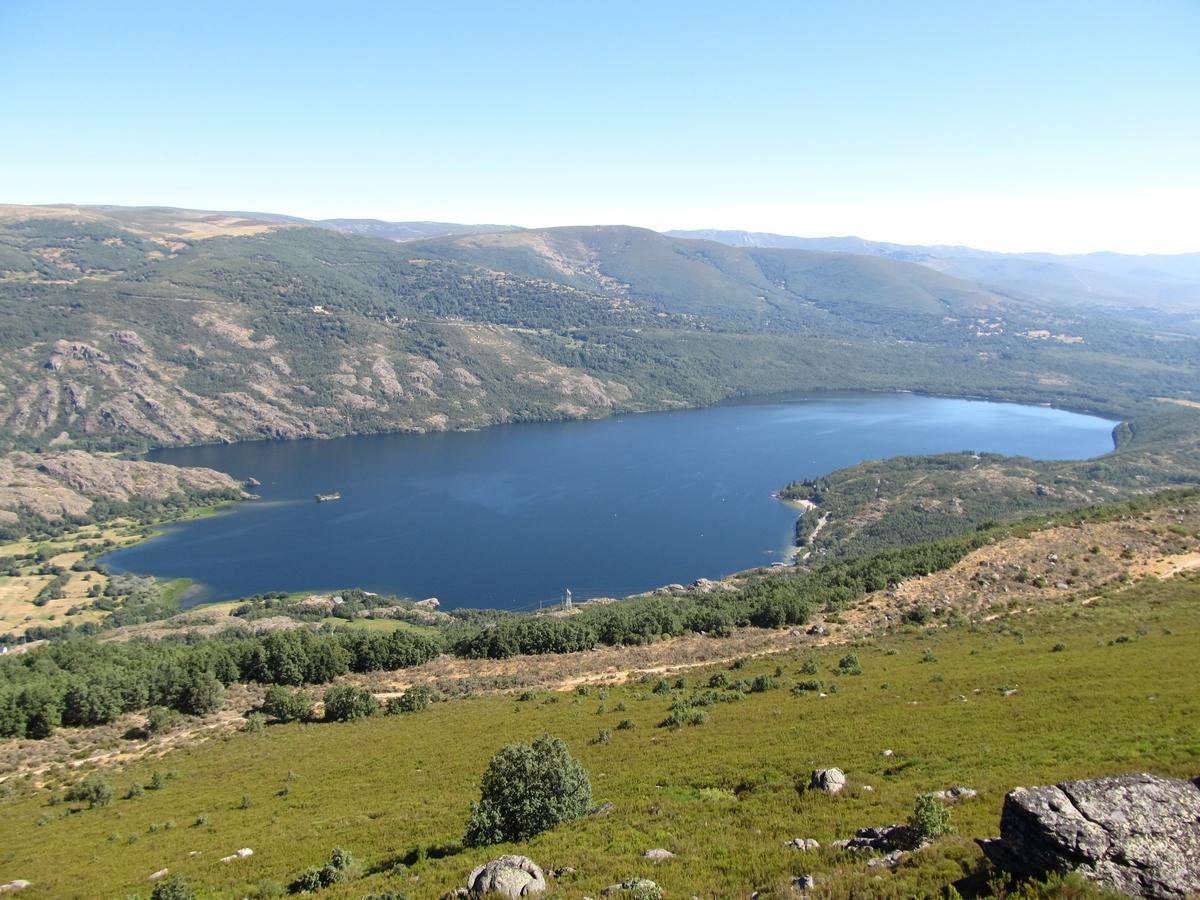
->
[1,1,1197,252]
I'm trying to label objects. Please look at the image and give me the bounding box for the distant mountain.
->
[310,218,520,242]
[408,225,1009,324]
[1,203,1195,451]
[666,230,1200,312]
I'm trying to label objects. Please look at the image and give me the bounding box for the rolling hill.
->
[0,204,1196,454]
[666,229,1200,315]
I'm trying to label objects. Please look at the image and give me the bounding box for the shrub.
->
[66,778,114,809]
[151,874,197,900]
[837,653,862,675]
[125,783,144,800]
[464,734,592,846]
[262,685,314,723]
[708,672,728,688]
[145,706,180,736]
[792,679,822,693]
[908,795,954,846]
[591,729,612,745]
[288,847,355,893]
[800,658,819,675]
[244,712,267,732]
[750,674,779,692]
[1052,643,1066,652]
[323,686,379,722]
[388,683,436,714]
[660,707,709,729]
[616,719,636,730]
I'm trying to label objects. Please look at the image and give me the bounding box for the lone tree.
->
[465,733,592,846]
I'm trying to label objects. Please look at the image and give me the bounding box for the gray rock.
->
[601,879,660,897]
[927,786,977,802]
[784,838,820,850]
[836,824,917,853]
[466,855,547,898]
[551,866,576,877]
[809,767,846,794]
[793,874,816,891]
[866,850,906,869]
[643,848,674,861]
[977,772,1200,898]
[0,883,31,895]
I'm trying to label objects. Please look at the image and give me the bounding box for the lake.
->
[102,393,1117,610]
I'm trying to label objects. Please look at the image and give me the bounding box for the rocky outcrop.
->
[0,450,243,525]
[978,773,1200,898]
[465,855,546,898]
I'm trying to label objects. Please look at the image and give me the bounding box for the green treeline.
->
[0,627,441,739]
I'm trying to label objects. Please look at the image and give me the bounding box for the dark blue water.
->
[102,394,1116,610]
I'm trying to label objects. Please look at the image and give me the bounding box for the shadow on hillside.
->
[370,840,464,874]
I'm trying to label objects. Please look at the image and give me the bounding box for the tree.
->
[322,685,378,722]
[180,670,224,715]
[387,683,435,714]
[464,733,592,846]
[262,685,314,723]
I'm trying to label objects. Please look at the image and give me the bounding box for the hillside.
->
[667,229,1200,316]
[0,495,1196,897]
[781,404,1200,559]
[2,205,1197,453]
[409,225,1009,323]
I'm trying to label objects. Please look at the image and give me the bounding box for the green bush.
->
[65,778,113,809]
[322,686,378,722]
[837,653,862,675]
[288,847,354,893]
[908,795,954,846]
[464,734,592,846]
[145,706,180,736]
[750,674,779,693]
[387,683,435,714]
[151,874,197,900]
[262,685,314,723]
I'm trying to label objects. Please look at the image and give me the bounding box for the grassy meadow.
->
[1,572,1196,898]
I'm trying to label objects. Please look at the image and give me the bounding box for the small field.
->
[1,571,1196,898]
[0,523,144,636]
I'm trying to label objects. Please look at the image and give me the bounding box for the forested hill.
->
[0,204,1197,452]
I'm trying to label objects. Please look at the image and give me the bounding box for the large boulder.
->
[466,855,546,898]
[809,767,846,794]
[978,773,1200,898]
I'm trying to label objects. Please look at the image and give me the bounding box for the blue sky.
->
[1,1,1197,252]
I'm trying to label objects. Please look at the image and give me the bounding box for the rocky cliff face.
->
[0,450,243,527]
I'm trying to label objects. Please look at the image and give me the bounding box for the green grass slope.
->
[1,573,1196,897]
